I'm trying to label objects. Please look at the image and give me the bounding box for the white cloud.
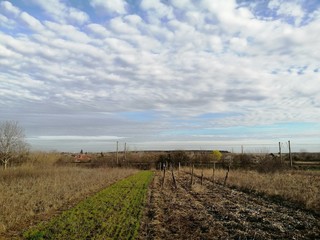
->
[0,87,44,102]
[86,23,111,38]
[207,36,223,52]
[20,12,44,32]
[34,135,125,141]
[0,1,21,16]
[184,11,205,26]
[124,15,143,26]
[140,0,174,22]
[68,7,90,24]
[308,8,320,22]
[30,0,89,24]
[229,37,247,53]
[170,0,193,10]
[268,0,305,25]
[0,33,38,56]
[104,37,136,53]
[90,0,127,14]
[44,21,90,43]
[278,3,304,19]
[0,13,15,29]
[200,0,237,18]
[0,45,19,58]
[109,17,140,35]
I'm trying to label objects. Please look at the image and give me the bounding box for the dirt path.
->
[139,171,320,239]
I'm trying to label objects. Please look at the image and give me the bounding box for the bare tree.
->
[0,121,29,169]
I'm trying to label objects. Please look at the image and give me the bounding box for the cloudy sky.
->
[0,0,319,152]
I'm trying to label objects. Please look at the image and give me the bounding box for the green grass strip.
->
[24,171,154,240]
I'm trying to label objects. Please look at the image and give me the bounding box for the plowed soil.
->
[139,171,320,240]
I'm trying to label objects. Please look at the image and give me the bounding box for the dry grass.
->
[0,152,138,235]
[191,167,320,212]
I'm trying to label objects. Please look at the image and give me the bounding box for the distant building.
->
[74,153,91,163]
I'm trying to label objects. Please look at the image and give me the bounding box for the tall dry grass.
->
[0,152,138,236]
[191,168,320,212]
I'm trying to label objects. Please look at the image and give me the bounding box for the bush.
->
[256,157,288,173]
[156,151,190,168]
[231,154,253,169]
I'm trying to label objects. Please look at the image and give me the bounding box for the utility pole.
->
[278,142,282,163]
[288,140,292,168]
[116,141,119,165]
[124,142,127,161]
[241,145,244,154]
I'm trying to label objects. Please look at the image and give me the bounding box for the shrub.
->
[212,150,222,162]
[256,156,288,173]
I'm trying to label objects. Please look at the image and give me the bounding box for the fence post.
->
[223,163,230,186]
[279,142,282,163]
[161,164,166,188]
[201,167,204,185]
[190,164,194,187]
[123,142,127,162]
[289,140,292,168]
[212,162,216,185]
[171,166,177,189]
[116,141,119,166]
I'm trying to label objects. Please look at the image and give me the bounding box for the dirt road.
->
[139,171,320,239]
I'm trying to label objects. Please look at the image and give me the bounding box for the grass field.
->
[0,156,138,237]
[23,171,154,239]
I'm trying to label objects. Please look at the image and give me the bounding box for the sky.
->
[0,0,319,153]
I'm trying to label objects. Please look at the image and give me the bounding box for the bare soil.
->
[139,171,320,240]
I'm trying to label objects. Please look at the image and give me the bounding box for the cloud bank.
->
[0,0,319,152]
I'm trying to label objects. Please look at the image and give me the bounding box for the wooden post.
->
[241,145,244,154]
[212,162,216,185]
[190,164,194,187]
[124,142,127,162]
[116,141,119,166]
[162,164,166,188]
[289,140,292,168]
[178,162,180,177]
[223,163,230,186]
[200,167,203,185]
[279,142,282,163]
[171,167,177,189]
